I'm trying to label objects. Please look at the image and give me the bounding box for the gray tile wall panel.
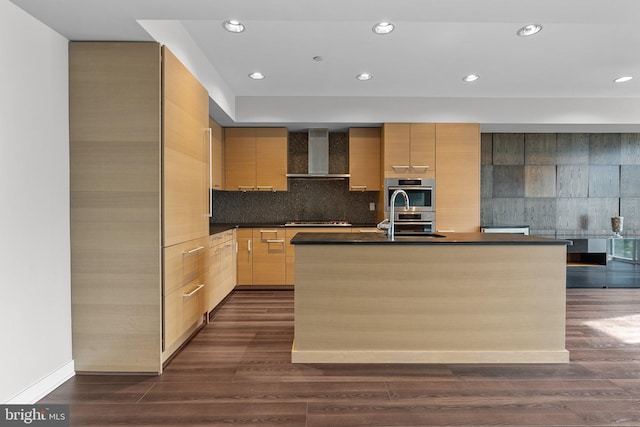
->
[524,198,557,230]
[621,133,640,165]
[480,197,493,226]
[588,165,620,197]
[492,198,525,226]
[587,198,620,232]
[492,166,525,197]
[589,133,621,165]
[557,165,589,197]
[525,133,557,165]
[492,133,524,165]
[557,133,589,165]
[481,133,493,165]
[529,230,556,238]
[620,165,640,197]
[481,165,493,198]
[620,198,640,234]
[557,198,589,231]
[525,165,556,197]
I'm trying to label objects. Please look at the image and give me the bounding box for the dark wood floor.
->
[40,289,640,426]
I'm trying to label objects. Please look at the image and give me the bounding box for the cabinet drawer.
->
[164,287,182,350]
[165,280,205,350]
[182,281,205,329]
[164,237,207,295]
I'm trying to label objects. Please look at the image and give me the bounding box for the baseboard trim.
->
[5,360,75,404]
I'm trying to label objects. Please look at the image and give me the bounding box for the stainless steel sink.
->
[393,233,446,239]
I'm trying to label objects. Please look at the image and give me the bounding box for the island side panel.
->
[292,243,568,363]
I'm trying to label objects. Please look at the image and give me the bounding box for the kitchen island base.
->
[292,236,569,364]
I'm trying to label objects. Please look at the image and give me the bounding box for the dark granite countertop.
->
[290,232,571,245]
[209,223,378,235]
[209,224,239,235]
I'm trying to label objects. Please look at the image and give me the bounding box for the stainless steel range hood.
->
[286,129,350,178]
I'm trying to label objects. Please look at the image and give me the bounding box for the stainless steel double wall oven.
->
[384,177,435,235]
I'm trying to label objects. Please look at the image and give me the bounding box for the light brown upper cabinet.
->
[348,128,381,191]
[434,123,481,233]
[224,127,288,191]
[209,118,224,191]
[162,47,210,247]
[382,123,436,178]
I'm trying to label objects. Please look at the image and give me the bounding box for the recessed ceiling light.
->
[516,24,543,37]
[313,56,323,62]
[248,72,265,80]
[223,19,245,33]
[373,22,394,35]
[463,74,480,82]
[356,73,373,81]
[613,76,634,83]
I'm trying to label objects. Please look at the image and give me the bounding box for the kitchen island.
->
[290,232,570,364]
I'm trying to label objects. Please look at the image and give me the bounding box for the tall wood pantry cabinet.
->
[378,123,480,230]
[434,123,481,232]
[69,42,210,373]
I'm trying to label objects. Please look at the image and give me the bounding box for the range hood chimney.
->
[287,129,350,178]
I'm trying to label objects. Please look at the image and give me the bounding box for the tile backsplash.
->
[211,131,377,225]
[211,179,377,224]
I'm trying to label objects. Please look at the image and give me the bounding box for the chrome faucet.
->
[389,189,409,241]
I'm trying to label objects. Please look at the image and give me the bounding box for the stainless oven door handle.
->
[393,221,433,225]
[388,186,432,191]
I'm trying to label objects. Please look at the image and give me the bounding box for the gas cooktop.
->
[285,221,351,227]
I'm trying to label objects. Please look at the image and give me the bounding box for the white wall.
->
[0,0,73,403]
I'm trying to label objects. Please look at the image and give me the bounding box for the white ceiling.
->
[11,0,640,132]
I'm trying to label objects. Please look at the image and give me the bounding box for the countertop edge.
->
[290,232,571,245]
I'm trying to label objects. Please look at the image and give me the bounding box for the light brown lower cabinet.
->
[236,227,287,286]
[207,229,237,311]
[163,236,208,360]
[239,226,379,286]
[236,228,253,285]
[252,228,286,285]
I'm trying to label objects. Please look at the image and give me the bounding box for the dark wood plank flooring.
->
[40,289,640,426]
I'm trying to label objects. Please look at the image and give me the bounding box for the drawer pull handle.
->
[183,284,204,298]
[411,165,430,170]
[256,185,275,191]
[184,246,205,254]
[260,229,279,234]
[392,165,410,170]
[238,186,255,191]
[267,239,285,243]
[351,185,367,191]
[437,229,455,233]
